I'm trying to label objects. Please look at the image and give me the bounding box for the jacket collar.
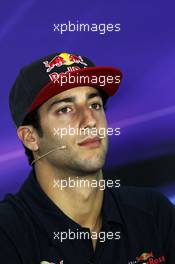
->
[18,169,123,245]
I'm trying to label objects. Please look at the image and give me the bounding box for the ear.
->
[17,126,39,152]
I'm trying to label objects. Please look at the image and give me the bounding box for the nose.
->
[79,107,97,130]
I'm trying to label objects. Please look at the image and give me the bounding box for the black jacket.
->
[0,169,174,264]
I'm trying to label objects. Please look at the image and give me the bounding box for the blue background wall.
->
[0,0,175,203]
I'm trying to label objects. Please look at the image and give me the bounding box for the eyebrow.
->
[47,92,101,111]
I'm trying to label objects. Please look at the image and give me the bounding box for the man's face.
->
[36,86,108,175]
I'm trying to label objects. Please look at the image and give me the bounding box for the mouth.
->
[78,136,102,148]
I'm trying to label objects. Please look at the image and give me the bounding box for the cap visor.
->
[27,66,122,113]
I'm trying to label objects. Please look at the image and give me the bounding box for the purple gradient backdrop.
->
[0,0,175,203]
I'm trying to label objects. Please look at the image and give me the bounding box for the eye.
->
[89,103,103,110]
[56,107,72,114]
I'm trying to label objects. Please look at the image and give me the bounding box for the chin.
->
[81,159,105,173]
[80,167,103,175]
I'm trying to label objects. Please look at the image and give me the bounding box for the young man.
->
[0,52,174,264]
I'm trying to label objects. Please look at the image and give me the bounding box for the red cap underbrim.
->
[27,66,122,114]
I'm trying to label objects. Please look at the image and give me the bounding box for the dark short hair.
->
[21,89,108,166]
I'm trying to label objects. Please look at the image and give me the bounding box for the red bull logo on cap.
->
[43,52,87,72]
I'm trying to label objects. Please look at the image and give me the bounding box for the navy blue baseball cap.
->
[9,52,122,127]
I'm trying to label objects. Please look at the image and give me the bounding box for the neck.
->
[34,163,104,231]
